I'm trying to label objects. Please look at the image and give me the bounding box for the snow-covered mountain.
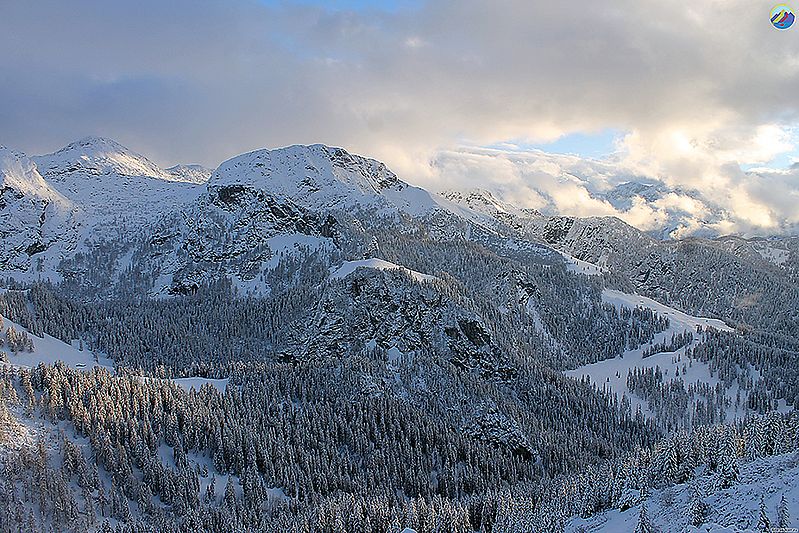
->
[439,187,655,264]
[439,189,541,221]
[165,163,213,184]
[208,143,442,216]
[33,137,172,181]
[1,140,461,283]
[713,234,799,281]
[0,137,797,533]
[0,146,79,272]
[2,137,796,349]
[1,137,795,337]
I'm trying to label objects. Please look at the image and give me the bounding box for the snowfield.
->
[172,377,229,394]
[330,258,437,282]
[560,251,609,275]
[602,289,732,333]
[0,313,113,372]
[565,289,742,421]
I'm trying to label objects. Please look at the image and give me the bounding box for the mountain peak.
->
[64,136,127,151]
[441,188,508,211]
[212,144,402,190]
[33,136,169,180]
[208,143,437,215]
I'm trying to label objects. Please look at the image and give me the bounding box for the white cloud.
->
[0,0,797,236]
[432,145,799,237]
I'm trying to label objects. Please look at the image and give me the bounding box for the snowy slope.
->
[3,140,556,290]
[166,164,213,184]
[136,144,465,294]
[172,377,229,393]
[439,189,541,221]
[602,289,732,333]
[0,313,113,371]
[209,144,442,216]
[713,235,799,281]
[0,147,80,272]
[436,188,547,238]
[566,289,738,420]
[560,251,609,275]
[330,258,437,282]
[566,452,799,532]
[0,138,211,281]
[33,137,172,181]
[32,138,205,244]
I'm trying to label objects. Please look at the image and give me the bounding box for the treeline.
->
[0,315,35,354]
[642,330,692,358]
[626,366,731,431]
[688,330,799,408]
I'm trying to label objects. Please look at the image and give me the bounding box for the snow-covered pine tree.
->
[205,475,216,504]
[688,483,706,527]
[635,501,655,533]
[717,433,739,489]
[777,494,790,529]
[757,495,771,533]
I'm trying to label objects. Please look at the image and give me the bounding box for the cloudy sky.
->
[1,0,798,236]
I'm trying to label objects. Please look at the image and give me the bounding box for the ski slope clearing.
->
[172,377,229,394]
[330,259,437,282]
[566,452,799,532]
[603,289,732,333]
[0,313,113,372]
[560,251,609,275]
[566,289,738,420]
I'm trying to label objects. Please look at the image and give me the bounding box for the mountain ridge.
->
[1,137,797,331]
[0,136,797,533]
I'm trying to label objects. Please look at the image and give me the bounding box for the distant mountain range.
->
[432,146,799,240]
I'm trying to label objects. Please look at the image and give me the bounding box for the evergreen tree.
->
[635,501,655,533]
[757,495,771,533]
[688,484,706,527]
[777,495,790,529]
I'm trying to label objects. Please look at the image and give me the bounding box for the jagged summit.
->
[440,188,541,218]
[166,164,213,184]
[33,136,171,180]
[209,143,439,215]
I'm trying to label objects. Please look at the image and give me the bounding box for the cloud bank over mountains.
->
[1,0,797,236]
[433,145,799,238]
